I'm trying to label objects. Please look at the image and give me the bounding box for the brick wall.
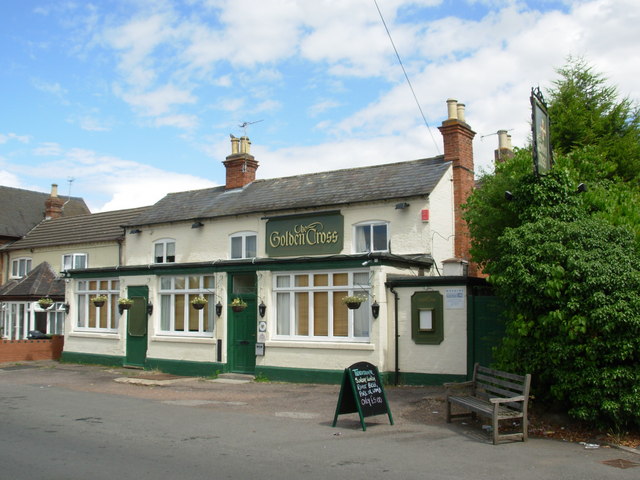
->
[438,119,480,277]
[0,336,64,362]
[223,154,259,190]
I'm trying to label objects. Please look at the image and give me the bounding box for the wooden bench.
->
[445,363,531,444]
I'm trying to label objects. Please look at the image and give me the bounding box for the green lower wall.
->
[145,358,223,377]
[256,365,465,386]
[60,351,124,367]
[60,351,465,386]
[256,365,344,384]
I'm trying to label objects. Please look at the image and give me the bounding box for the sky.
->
[1,0,639,212]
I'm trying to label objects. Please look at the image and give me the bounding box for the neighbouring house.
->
[0,206,150,340]
[60,99,502,384]
[0,184,90,285]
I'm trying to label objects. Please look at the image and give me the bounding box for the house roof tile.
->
[127,156,449,226]
[0,185,90,238]
[3,206,151,251]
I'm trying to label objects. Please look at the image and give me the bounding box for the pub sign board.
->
[531,87,553,176]
[332,361,394,431]
[266,211,344,257]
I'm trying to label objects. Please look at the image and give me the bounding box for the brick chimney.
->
[223,135,259,190]
[44,184,64,219]
[494,129,514,163]
[438,99,479,277]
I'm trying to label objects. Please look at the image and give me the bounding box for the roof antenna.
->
[62,177,74,209]
[239,120,263,137]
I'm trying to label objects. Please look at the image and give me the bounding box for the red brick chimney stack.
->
[223,135,259,190]
[438,99,478,277]
[44,183,64,219]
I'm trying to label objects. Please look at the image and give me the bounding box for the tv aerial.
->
[239,119,263,136]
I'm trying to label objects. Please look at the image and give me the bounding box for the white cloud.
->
[0,133,30,144]
[34,142,63,156]
[118,84,196,117]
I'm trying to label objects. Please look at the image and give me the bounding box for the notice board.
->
[332,361,393,431]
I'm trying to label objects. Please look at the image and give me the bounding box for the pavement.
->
[1,360,639,476]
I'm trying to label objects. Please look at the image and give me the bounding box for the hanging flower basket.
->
[118,298,134,314]
[37,297,54,309]
[92,295,108,308]
[230,298,247,312]
[342,295,366,310]
[191,296,208,310]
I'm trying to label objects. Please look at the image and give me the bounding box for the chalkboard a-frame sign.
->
[332,361,394,431]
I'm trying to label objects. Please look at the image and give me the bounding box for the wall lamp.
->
[577,183,587,193]
[191,221,204,229]
[130,229,142,234]
[371,301,380,319]
[147,303,153,315]
[215,301,223,317]
[395,202,410,210]
[504,191,514,201]
[63,303,70,314]
[258,301,267,318]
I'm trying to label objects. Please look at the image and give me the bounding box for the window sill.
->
[265,340,373,350]
[69,331,119,339]
[151,335,216,344]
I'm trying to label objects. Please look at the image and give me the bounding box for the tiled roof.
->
[0,185,90,238]
[0,262,64,300]
[3,206,151,251]
[127,156,449,226]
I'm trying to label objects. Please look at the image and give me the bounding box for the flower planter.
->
[231,305,246,313]
[92,300,105,308]
[192,303,206,310]
[118,304,132,314]
[346,302,362,310]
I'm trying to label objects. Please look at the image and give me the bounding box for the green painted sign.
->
[266,212,343,257]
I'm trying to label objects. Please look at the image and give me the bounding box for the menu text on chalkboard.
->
[332,361,393,431]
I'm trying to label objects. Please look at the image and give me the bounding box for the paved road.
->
[0,362,638,479]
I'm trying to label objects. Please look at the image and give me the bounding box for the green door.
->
[125,286,149,368]
[227,273,257,374]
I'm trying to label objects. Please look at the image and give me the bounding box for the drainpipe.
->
[389,286,400,386]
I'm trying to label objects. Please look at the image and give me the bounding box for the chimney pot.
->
[240,136,251,154]
[497,130,509,149]
[51,184,59,197]
[446,98,458,120]
[456,103,466,123]
[230,135,240,154]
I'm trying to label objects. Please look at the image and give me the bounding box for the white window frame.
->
[273,269,371,342]
[62,253,88,271]
[10,257,32,279]
[75,278,120,333]
[230,231,257,259]
[354,221,389,253]
[154,239,176,264]
[158,275,216,337]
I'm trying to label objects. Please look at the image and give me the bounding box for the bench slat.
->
[477,366,526,383]
[448,396,523,419]
[476,373,527,393]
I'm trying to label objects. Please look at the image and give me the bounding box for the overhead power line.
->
[373,0,440,155]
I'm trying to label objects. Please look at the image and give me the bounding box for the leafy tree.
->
[547,57,640,183]
[464,60,640,430]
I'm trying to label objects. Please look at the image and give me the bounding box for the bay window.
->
[159,275,215,336]
[76,279,120,332]
[274,270,370,341]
